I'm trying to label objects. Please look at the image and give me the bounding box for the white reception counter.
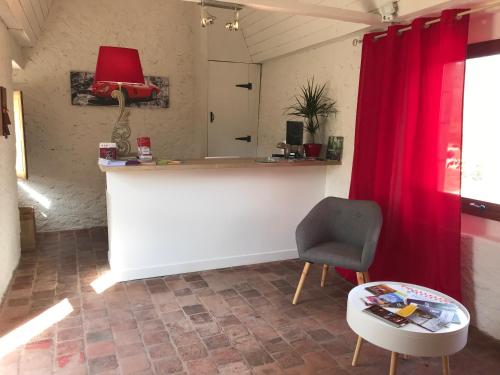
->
[100,158,339,281]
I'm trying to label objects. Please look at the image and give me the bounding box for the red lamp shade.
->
[94,46,145,84]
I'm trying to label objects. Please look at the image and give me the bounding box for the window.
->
[462,40,500,221]
[13,90,27,179]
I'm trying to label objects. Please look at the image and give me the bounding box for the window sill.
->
[461,197,500,222]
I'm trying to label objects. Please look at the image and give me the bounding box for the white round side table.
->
[346,281,470,375]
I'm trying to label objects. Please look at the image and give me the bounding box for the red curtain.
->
[344,10,469,300]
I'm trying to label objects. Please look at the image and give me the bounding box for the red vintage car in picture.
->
[70,71,169,108]
[91,81,161,102]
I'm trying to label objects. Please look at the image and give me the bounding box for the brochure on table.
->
[361,283,461,332]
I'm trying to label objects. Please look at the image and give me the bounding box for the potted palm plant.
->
[286,78,337,158]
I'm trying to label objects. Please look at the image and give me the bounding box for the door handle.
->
[235,83,253,90]
[210,112,215,123]
[235,135,251,142]
[469,202,487,210]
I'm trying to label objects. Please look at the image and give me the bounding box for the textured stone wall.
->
[461,214,500,340]
[0,23,21,298]
[258,36,361,198]
[14,0,204,231]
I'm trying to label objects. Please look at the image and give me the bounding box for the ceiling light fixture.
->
[225,7,239,31]
[201,0,216,27]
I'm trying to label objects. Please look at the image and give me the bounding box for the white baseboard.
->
[110,248,299,282]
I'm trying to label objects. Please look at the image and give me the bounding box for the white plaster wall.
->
[0,22,21,298]
[258,15,500,340]
[14,0,205,231]
[257,36,361,198]
[257,12,500,201]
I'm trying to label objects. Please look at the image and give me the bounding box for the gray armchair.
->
[292,196,383,305]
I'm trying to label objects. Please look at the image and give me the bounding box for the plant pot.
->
[303,143,322,158]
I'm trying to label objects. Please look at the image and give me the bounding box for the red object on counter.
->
[99,142,117,160]
[137,137,151,147]
[303,143,322,158]
[137,137,152,160]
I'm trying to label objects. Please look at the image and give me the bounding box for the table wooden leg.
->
[292,262,311,305]
[356,272,365,285]
[442,356,450,375]
[352,336,363,366]
[389,352,398,375]
[321,265,328,287]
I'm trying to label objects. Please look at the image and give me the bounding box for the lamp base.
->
[111,87,131,157]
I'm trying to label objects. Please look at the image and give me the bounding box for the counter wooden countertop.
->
[98,157,341,172]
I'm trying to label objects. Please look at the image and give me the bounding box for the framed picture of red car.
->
[70,71,169,108]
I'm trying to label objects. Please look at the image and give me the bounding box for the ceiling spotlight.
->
[200,0,216,28]
[201,14,216,27]
[225,8,239,31]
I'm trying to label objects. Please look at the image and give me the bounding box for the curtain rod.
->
[353,1,500,46]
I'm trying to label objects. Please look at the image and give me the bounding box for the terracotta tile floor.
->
[1,228,499,375]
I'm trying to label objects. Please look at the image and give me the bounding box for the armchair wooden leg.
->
[356,271,370,285]
[321,265,328,287]
[352,336,363,366]
[389,352,398,375]
[442,356,450,375]
[292,262,311,305]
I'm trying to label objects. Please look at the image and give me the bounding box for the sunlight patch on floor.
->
[0,298,73,359]
[90,271,117,294]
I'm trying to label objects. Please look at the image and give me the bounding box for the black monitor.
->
[286,121,303,145]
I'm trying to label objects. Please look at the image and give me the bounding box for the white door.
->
[208,61,260,157]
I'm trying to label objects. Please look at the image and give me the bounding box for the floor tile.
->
[0,228,499,375]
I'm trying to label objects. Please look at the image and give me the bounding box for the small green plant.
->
[286,78,337,143]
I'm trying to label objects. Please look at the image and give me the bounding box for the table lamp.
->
[94,46,145,156]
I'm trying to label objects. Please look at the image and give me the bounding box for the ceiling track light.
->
[200,0,216,28]
[225,7,239,31]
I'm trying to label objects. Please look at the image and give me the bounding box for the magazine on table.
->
[365,284,396,296]
[363,305,410,328]
[400,285,450,304]
[406,298,461,324]
[395,304,418,318]
[406,298,457,312]
[362,292,406,308]
[362,283,461,331]
[407,307,455,332]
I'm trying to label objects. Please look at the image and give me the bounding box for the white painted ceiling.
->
[0,0,496,64]
[215,0,495,62]
[0,0,53,47]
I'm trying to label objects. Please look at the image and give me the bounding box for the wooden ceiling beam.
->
[185,0,382,25]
